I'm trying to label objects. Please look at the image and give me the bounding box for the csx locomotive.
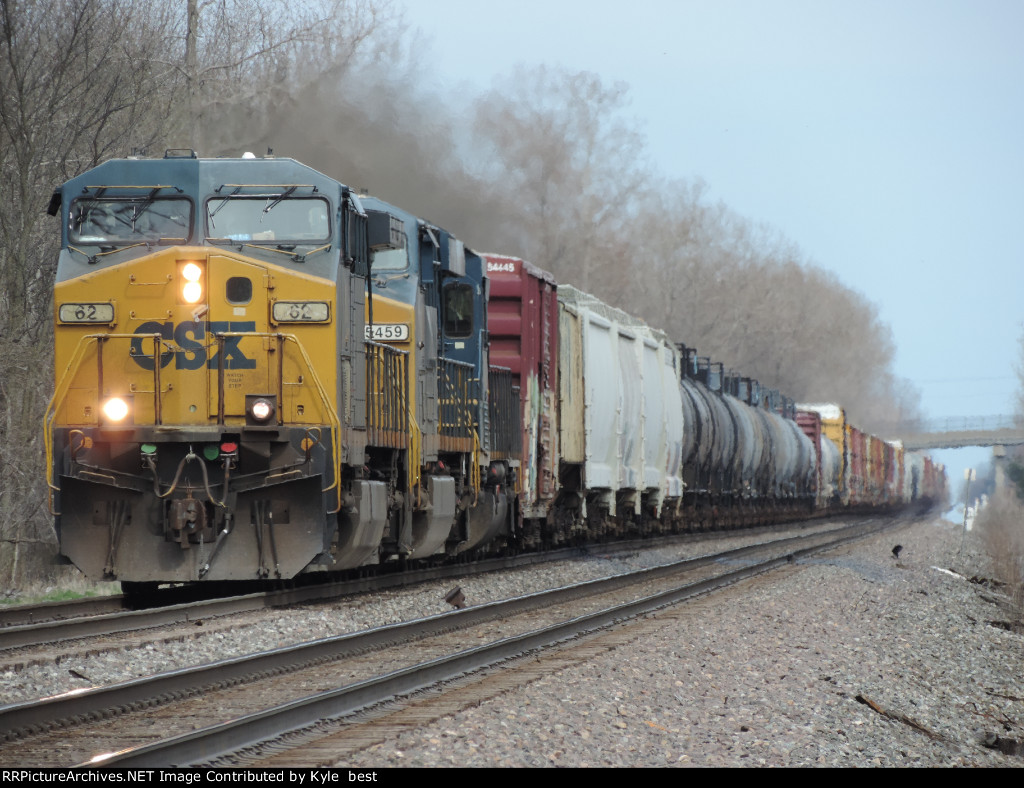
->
[45,151,943,589]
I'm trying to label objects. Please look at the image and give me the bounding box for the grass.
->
[0,561,119,606]
[0,586,113,606]
[975,486,1024,631]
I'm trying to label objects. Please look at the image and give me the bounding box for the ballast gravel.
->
[342,516,1023,768]
[1,524,821,703]
[3,515,1022,767]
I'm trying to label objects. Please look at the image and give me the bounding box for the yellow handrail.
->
[278,334,343,511]
[217,332,343,513]
[43,332,164,514]
[43,331,344,515]
[408,413,422,494]
[471,427,481,496]
[45,334,98,491]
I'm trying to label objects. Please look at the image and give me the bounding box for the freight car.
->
[45,151,944,590]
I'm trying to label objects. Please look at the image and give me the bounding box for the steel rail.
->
[0,518,879,744]
[0,595,127,629]
[86,519,887,767]
[0,516,838,650]
[0,547,598,651]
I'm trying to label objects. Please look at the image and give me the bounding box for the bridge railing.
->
[876,415,1022,435]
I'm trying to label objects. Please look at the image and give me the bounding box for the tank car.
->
[675,352,817,528]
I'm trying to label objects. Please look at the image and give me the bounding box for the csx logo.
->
[130,321,256,370]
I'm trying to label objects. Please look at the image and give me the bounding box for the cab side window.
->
[443,282,473,338]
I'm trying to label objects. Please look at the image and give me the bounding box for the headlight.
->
[102,397,130,422]
[183,282,202,303]
[246,395,276,424]
[179,261,204,304]
[251,399,273,421]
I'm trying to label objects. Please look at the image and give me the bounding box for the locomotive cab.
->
[46,151,375,585]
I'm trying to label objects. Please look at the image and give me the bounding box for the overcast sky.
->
[402,0,1023,484]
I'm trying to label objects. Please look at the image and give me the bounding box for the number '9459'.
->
[364,323,409,341]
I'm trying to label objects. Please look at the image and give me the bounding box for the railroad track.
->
[0,546,606,654]
[0,595,127,629]
[0,516,843,654]
[0,515,900,768]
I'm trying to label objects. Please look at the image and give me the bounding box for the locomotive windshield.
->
[69,197,192,244]
[205,195,330,244]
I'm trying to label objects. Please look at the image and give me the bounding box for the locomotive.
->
[45,151,944,589]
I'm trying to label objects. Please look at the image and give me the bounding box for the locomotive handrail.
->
[43,332,165,515]
[279,332,343,508]
[45,338,97,492]
[364,340,422,493]
[438,356,482,496]
[438,357,477,440]
[409,412,423,496]
[211,331,343,513]
[276,332,342,512]
[44,330,344,515]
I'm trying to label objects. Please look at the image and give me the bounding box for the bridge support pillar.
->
[993,445,1008,492]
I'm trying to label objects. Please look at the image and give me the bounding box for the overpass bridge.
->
[877,415,1024,450]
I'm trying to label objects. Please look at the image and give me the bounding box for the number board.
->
[59,303,115,323]
[364,323,410,342]
[271,301,330,323]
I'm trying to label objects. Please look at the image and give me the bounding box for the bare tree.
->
[0,0,179,585]
[472,65,650,292]
[0,0,401,587]
[613,176,920,428]
[169,0,404,154]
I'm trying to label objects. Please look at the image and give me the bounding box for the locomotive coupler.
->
[170,495,206,549]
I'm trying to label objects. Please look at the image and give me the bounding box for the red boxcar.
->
[485,254,560,519]
[795,410,824,505]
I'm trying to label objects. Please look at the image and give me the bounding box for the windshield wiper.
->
[68,242,149,263]
[208,186,242,227]
[130,187,161,226]
[263,186,297,215]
